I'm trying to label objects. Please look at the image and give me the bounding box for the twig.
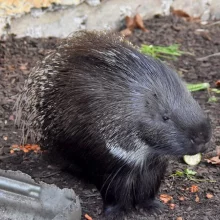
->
[83,193,100,198]
[206,21,220,27]
[34,171,61,178]
[0,154,17,160]
[197,52,220,61]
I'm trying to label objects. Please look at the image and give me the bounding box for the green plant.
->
[186,83,210,92]
[171,169,216,183]
[140,44,185,60]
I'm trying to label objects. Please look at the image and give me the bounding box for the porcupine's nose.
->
[189,131,211,154]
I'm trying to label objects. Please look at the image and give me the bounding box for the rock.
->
[7,0,166,38]
[0,169,81,220]
[1,0,220,38]
[86,0,101,7]
[210,0,220,20]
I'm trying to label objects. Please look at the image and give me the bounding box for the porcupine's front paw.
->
[137,199,164,215]
[103,204,127,220]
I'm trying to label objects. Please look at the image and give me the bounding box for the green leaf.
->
[184,168,197,176]
[140,44,185,60]
[208,96,218,102]
[211,88,220,94]
[187,83,210,92]
[172,170,184,177]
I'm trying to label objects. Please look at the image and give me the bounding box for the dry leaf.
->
[206,193,213,199]
[134,14,149,32]
[159,194,173,204]
[190,185,199,193]
[195,194,200,202]
[120,28,133,37]
[201,32,212,41]
[178,196,185,201]
[10,144,41,154]
[19,63,28,71]
[169,203,175,210]
[120,13,150,36]
[216,80,220,88]
[125,16,136,30]
[9,115,14,121]
[176,217,183,220]
[171,8,190,18]
[3,136,8,141]
[216,146,220,156]
[85,214,93,220]
[171,7,200,22]
[205,156,220,165]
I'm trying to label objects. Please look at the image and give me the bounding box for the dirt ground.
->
[0,15,220,220]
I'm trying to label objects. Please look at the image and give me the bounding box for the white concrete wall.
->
[0,0,220,38]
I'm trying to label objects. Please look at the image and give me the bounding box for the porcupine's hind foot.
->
[103,204,127,220]
[102,200,163,219]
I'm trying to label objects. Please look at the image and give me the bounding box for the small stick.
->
[197,52,220,61]
[34,171,61,178]
[0,154,17,160]
[206,21,220,27]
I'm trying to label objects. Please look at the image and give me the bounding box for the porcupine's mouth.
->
[184,142,210,156]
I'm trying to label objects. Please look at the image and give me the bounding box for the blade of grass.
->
[140,44,186,60]
[186,83,210,92]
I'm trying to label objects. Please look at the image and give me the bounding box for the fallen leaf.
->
[170,7,200,22]
[215,80,220,88]
[9,115,14,121]
[169,203,175,210]
[206,193,214,199]
[19,63,28,71]
[195,194,200,202]
[125,16,136,30]
[205,156,220,165]
[3,136,8,141]
[201,32,212,41]
[120,13,150,36]
[216,146,220,156]
[177,217,183,220]
[85,214,93,220]
[134,14,149,32]
[10,144,41,154]
[178,196,185,201]
[7,65,15,71]
[120,28,133,37]
[159,194,173,204]
[190,185,199,193]
[171,9,190,18]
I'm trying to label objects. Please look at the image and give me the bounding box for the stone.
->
[0,169,81,220]
[9,4,89,38]
[1,0,220,38]
[8,0,166,38]
[86,0,165,31]
[85,0,101,7]
[210,0,220,20]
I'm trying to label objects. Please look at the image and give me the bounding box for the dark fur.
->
[16,31,212,219]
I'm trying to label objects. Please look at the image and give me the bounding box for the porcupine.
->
[15,31,212,219]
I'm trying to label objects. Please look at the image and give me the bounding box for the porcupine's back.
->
[16,30,210,161]
[15,30,151,149]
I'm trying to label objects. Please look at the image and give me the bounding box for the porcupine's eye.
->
[162,115,170,121]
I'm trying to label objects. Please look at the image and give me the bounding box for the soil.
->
[0,15,220,220]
